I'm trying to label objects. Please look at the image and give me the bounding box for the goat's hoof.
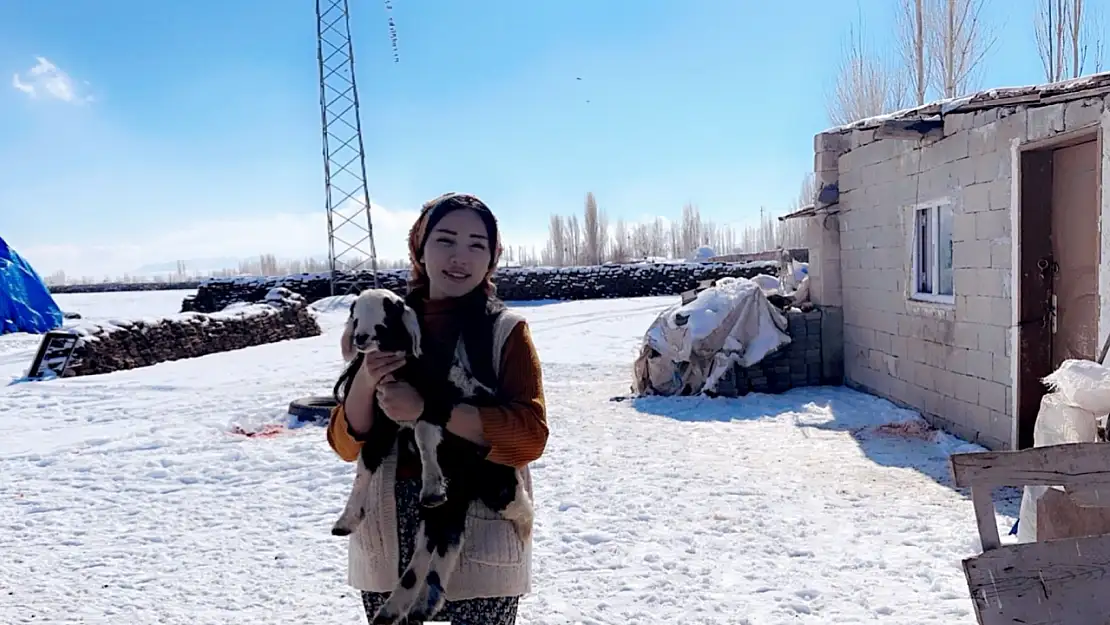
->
[419,492,447,508]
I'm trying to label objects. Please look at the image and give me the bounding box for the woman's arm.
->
[326,366,379,462]
[447,320,548,468]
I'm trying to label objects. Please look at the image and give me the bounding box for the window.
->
[911,203,954,303]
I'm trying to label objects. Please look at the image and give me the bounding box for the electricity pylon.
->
[315,0,379,296]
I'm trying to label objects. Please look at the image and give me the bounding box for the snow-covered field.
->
[0,290,1015,625]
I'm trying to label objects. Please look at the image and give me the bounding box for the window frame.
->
[909,201,955,305]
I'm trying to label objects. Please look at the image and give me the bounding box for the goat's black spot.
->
[375,296,413,354]
[400,569,417,589]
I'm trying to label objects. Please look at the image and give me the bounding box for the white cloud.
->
[18,200,548,280]
[12,56,91,103]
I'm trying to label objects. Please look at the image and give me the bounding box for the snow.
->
[0,290,1016,624]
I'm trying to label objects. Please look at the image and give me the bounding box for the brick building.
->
[794,72,1110,451]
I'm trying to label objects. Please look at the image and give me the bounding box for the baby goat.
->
[331,288,534,624]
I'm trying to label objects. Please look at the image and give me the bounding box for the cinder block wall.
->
[828,94,1109,450]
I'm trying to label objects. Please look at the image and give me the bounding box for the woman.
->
[327,192,549,625]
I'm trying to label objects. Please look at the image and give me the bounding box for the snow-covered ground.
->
[0,290,1015,625]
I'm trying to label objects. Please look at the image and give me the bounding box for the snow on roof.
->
[821,71,1110,135]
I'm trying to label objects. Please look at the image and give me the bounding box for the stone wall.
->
[181,261,780,313]
[65,289,321,377]
[817,91,1110,450]
[712,309,825,396]
[51,281,203,294]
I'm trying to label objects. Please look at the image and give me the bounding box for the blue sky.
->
[0,0,1097,277]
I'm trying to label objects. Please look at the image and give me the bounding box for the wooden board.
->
[963,533,1110,625]
[951,442,1110,491]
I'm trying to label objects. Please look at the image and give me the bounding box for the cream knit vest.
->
[346,310,534,600]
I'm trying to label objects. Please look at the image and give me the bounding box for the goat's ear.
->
[340,315,357,362]
[402,305,422,358]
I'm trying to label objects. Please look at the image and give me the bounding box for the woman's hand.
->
[362,349,407,387]
[376,379,424,423]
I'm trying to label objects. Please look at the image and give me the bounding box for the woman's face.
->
[422,208,493,300]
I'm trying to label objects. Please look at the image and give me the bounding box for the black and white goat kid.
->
[331,288,534,624]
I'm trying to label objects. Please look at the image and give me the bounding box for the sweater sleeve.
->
[326,403,367,463]
[477,320,549,468]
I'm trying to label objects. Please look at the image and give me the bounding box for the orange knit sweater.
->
[327,298,548,470]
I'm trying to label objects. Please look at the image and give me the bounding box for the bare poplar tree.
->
[680,203,701,258]
[582,192,601,265]
[795,172,819,209]
[597,207,609,264]
[546,214,565,266]
[1036,0,1105,81]
[612,219,629,263]
[566,214,581,265]
[897,0,932,105]
[828,22,906,125]
[928,0,995,98]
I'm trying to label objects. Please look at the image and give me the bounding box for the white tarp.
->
[632,276,792,396]
[1015,359,1110,543]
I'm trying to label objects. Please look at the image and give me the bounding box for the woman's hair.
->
[406,192,503,296]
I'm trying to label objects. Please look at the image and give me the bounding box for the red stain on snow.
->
[228,424,287,438]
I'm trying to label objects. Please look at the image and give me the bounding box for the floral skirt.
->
[360,477,520,625]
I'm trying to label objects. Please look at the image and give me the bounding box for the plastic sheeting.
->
[0,236,64,335]
[632,276,792,396]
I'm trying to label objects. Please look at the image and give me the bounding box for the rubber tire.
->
[288,395,338,424]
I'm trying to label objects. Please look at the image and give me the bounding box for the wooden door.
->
[1050,140,1101,367]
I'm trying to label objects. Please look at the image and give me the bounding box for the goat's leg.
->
[371,519,438,625]
[408,504,467,621]
[332,464,374,536]
[332,438,392,537]
[500,470,535,542]
[413,420,448,508]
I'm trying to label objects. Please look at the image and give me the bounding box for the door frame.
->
[1010,121,1105,450]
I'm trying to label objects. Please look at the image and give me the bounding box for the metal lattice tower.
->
[315,0,379,296]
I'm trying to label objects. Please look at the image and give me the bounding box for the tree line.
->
[830,0,1106,126]
[529,187,812,268]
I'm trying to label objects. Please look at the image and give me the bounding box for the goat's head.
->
[341,289,423,361]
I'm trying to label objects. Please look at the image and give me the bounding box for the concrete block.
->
[1027,103,1065,141]
[975,210,1010,240]
[954,240,992,269]
[961,182,991,213]
[954,267,978,296]
[977,323,1007,353]
[814,149,840,174]
[992,353,1011,385]
[820,306,844,384]
[952,322,980,350]
[988,178,1012,211]
[1063,97,1104,131]
[993,109,1028,150]
[966,349,993,380]
[972,152,1007,184]
[990,240,1011,269]
[972,107,1001,128]
[976,268,1009,298]
[840,166,862,193]
[953,212,975,242]
[943,346,967,375]
[960,295,994,324]
[954,372,980,403]
[979,379,1008,412]
[815,132,848,154]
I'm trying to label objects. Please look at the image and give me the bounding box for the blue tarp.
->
[0,236,64,335]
